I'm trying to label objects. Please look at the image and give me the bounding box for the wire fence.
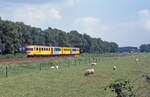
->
[0,54,104,78]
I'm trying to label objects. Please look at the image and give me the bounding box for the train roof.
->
[25,45,79,49]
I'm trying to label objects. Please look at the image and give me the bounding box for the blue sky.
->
[0,0,150,47]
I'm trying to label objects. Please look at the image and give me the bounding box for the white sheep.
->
[113,66,117,70]
[84,69,95,76]
[91,63,96,66]
[50,66,55,69]
[55,66,59,70]
[136,58,139,62]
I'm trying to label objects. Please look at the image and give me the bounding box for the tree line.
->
[118,44,150,53]
[118,47,138,53]
[140,44,150,52]
[0,18,119,54]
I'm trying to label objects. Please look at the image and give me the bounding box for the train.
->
[25,45,80,57]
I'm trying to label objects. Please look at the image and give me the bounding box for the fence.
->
[0,54,103,78]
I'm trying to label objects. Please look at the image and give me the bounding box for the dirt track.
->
[0,56,72,64]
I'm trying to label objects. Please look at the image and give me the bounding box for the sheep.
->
[50,66,55,69]
[113,66,117,70]
[84,69,95,76]
[55,65,59,70]
[136,58,139,62]
[91,63,96,66]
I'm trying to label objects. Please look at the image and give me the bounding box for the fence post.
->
[6,66,8,77]
[93,57,95,62]
[74,59,75,65]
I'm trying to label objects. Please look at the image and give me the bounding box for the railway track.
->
[0,56,73,64]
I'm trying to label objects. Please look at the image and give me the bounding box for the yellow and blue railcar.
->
[25,45,80,57]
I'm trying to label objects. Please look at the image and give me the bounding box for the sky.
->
[0,0,150,47]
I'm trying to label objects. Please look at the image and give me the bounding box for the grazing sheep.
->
[136,58,139,62]
[91,63,96,66]
[55,66,59,70]
[50,66,55,69]
[113,66,117,70]
[84,69,95,76]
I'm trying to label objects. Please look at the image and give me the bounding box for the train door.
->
[61,48,63,55]
[70,48,72,55]
[51,48,53,55]
[39,47,41,54]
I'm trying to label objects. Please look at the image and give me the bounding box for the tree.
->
[140,44,150,52]
[109,42,119,53]
[0,18,119,54]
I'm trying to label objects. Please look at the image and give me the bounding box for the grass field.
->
[0,53,150,97]
[0,53,26,58]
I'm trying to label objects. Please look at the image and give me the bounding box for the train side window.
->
[55,48,56,51]
[49,48,50,51]
[36,48,38,51]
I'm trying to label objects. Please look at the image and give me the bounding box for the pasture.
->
[0,53,150,97]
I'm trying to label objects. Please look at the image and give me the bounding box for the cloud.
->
[138,9,150,31]
[1,0,78,5]
[64,0,79,7]
[74,15,149,47]
[138,9,149,16]
[0,0,79,28]
[81,17,100,25]
[75,17,108,38]
[49,9,61,20]
[0,3,62,28]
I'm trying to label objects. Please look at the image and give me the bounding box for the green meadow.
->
[0,53,150,97]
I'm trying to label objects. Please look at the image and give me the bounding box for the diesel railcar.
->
[25,45,80,57]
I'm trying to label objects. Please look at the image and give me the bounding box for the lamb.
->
[136,58,139,62]
[91,63,96,66]
[113,66,117,70]
[50,66,55,69]
[84,69,95,76]
[50,66,59,70]
[55,65,59,70]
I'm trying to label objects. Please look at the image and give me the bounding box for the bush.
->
[105,79,135,97]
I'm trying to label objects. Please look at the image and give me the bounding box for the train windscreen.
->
[26,48,33,51]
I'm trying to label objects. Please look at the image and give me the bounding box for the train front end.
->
[25,46,34,57]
